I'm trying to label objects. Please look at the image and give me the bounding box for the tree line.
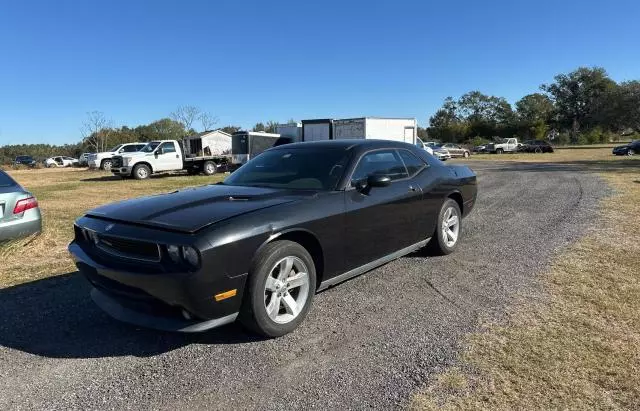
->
[427,66,640,145]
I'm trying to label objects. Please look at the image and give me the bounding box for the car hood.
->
[85,184,313,233]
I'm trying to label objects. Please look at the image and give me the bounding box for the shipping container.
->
[276,123,302,142]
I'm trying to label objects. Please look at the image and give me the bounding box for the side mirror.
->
[155,147,164,155]
[367,175,391,187]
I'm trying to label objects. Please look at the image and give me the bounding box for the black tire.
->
[427,199,462,256]
[628,149,635,156]
[203,161,217,176]
[496,148,504,154]
[534,147,542,154]
[133,164,151,180]
[240,240,316,337]
[463,151,470,158]
[101,159,112,171]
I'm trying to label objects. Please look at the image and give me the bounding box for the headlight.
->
[182,246,200,267]
[83,228,99,245]
[167,245,181,263]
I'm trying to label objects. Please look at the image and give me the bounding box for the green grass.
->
[0,168,225,288]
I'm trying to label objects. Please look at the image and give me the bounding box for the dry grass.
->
[413,150,640,410]
[0,168,224,288]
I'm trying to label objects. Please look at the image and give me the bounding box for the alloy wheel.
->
[137,167,148,179]
[441,206,460,248]
[263,256,310,324]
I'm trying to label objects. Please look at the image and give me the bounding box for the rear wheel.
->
[628,149,635,156]
[463,151,470,158]
[427,199,462,255]
[133,164,150,180]
[101,159,112,171]
[203,161,217,176]
[496,148,504,154]
[534,147,542,154]
[240,240,316,337]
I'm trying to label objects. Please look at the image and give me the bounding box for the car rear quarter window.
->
[0,171,17,187]
[351,149,408,182]
[398,150,427,177]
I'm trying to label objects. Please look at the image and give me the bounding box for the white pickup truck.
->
[88,143,147,170]
[111,140,230,180]
[486,138,519,154]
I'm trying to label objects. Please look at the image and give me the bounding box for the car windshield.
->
[224,148,350,191]
[15,156,33,162]
[140,142,161,153]
[0,171,17,187]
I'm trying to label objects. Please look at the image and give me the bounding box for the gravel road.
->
[0,161,607,410]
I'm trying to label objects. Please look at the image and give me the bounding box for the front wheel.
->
[240,240,316,337]
[628,149,635,156]
[534,147,542,154]
[427,199,462,255]
[496,148,504,154]
[101,159,112,171]
[463,151,470,158]
[133,164,151,180]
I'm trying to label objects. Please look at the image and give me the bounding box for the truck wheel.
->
[133,164,150,180]
[463,151,470,158]
[203,161,217,176]
[101,159,112,171]
[496,148,504,154]
[239,240,316,337]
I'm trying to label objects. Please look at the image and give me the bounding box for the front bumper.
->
[88,160,100,169]
[112,166,133,176]
[68,241,246,332]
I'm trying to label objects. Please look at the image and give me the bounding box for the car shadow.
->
[0,272,264,359]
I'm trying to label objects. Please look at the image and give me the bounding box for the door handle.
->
[408,185,417,192]
[176,155,179,158]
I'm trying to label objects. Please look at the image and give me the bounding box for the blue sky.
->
[0,0,638,145]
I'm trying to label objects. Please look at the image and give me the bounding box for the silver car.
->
[0,170,42,242]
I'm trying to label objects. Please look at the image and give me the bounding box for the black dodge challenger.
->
[69,140,477,337]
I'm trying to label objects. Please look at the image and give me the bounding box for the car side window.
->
[122,145,138,153]
[351,149,408,184]
[160,142,176,153]
[398,150,427,177]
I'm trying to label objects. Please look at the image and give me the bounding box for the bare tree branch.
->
[80,111,113,153]
[171,105,201,131]
[199,112,219,131]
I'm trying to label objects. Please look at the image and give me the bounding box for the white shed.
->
[183,130,232,157]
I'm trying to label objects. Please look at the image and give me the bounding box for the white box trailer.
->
[276,123,302,142]
[333,117,417,144]
[301,119,334,141]
[231,131,280,168]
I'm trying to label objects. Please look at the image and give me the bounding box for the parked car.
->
[431,145,452,161]
[79,153,94,166]
[69,139,477,336]
[612,140,640,156]
[486,138,519,154]
[88,143,147,171]
[45,156,79,167]
[0,170,42,242]
[13,155,37,167]
[415,137,434,155]
[473,145,487,153]
[519,140,554,153]
[440,143,470,158]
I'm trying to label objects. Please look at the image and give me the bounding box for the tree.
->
[199,112,218,131]
[171,105,201,131]
[81,111,113,153]
[613,80,640,132]
[135,118,187,141]
[541,67,617,141]
[252,122,266,132]
[220,125,242,134]
[515,93,554,139]
[265,121,278,133]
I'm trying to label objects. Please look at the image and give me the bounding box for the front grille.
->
[111,156,123,168]
[96,234,161,262]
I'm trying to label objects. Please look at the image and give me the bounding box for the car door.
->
[154,142,182,171]
[342,149,425,270]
